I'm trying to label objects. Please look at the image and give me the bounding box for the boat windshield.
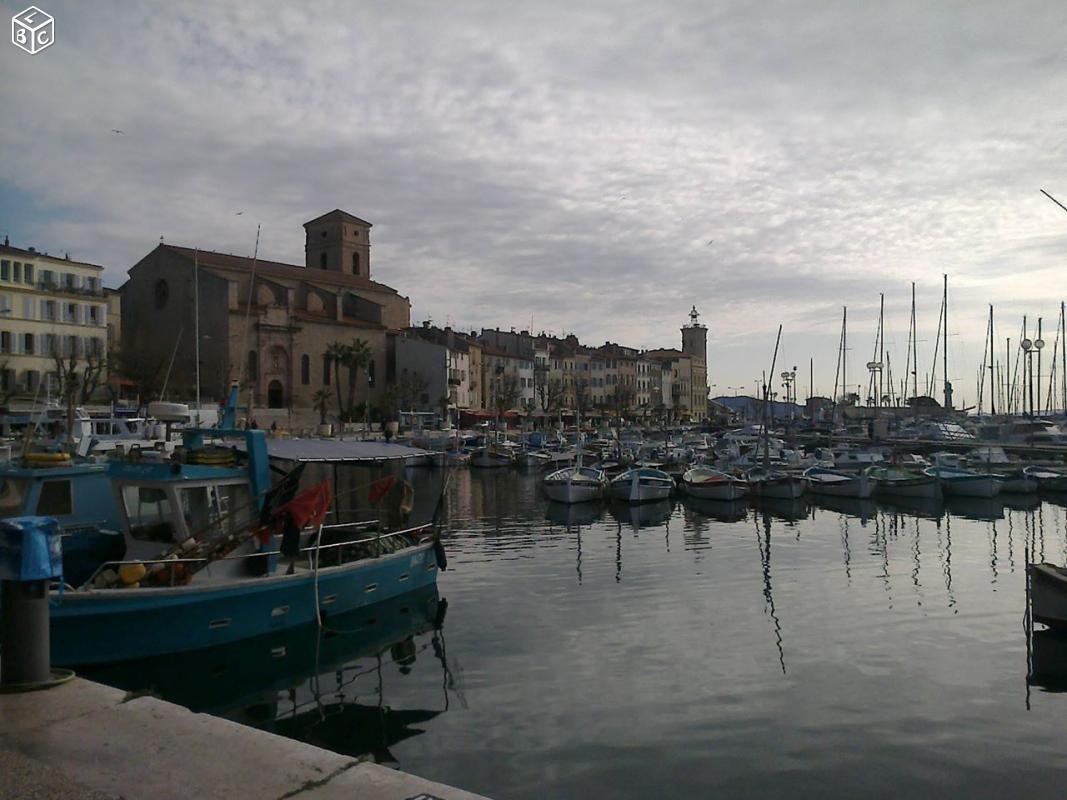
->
[0,477,28,516]
[121,485,178,542]
[179,483,251,538]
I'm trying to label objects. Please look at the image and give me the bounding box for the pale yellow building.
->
[0,243,108,399]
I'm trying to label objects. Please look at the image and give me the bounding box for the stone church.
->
[120,210,411,412]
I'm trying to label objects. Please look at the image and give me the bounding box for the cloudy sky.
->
[2,0,1066,406]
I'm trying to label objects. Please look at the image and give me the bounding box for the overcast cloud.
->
[2,0,1065,405]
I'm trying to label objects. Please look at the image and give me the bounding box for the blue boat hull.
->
[50,543,439,665]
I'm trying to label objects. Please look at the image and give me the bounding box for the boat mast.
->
[942,274,950,410]
[879,292,885,408]
[910,283,918,419]
[842,307,847,405]
[762,325,783,470]
[194,248,201,427]
[988,305,995,416]
[1062,301,1066,414]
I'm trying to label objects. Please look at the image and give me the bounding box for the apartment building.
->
[0,242,108,399]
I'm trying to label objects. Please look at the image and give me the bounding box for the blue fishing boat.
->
[0,455,125,586]
[47,409,446,666]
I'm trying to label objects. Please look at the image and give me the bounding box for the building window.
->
[23,265,33,284]
[322,355,330,385]
[0,332,9,353]
[0,260,8,280]
[23,333,34,355]
[352,252,360,275]
[23,297,34,319]
[13,263,22,282]
[154,279,169,309]
[319,252,327,270]
[301,354,310,385]
[247,350,258,381]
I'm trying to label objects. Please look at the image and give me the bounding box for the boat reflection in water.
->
[944,495,1005,522]
[82,585,452,764]
[809,495,877,524]
[608,498,673,530]
[544,500,603,528]
[1002,493,1042,512]
[875,494,946,521]
[680,495,749,523]
[1029,630,1067,694]
[750,495,809,523]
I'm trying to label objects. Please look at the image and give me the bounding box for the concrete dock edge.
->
[0,678,490,800]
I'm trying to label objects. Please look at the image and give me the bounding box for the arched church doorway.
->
[267,380,285,409]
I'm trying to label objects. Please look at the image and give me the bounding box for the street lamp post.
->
[1021,336,1045,418]
[780,367,797,422]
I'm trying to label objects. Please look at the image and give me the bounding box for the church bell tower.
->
[303,210,372,278]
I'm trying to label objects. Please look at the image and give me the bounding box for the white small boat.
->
[923,466,1001,498]
[1029,563,1067,630]
[746,467,805,499]
[543,466,607,504]
[610,467,675,503]
[803,466,872,498]
[867,466,941,498]
[1023,465,1067,492]
[679,466,748,500]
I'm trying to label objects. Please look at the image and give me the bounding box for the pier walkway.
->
[0,678,489,800]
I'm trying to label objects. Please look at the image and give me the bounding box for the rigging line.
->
[237,224,262,390]
[927,291,945,398]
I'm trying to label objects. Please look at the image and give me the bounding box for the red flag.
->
[369,475,397,505]
[276,480,332,529]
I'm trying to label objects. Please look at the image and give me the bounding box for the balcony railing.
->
[35,280,105,297]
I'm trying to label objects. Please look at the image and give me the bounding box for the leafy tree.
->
[53,349,107,452]
[0,359,14,407]
[493,372,521,418]
[111,341,166,411]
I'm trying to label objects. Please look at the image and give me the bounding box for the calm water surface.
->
[87,468,1067,799]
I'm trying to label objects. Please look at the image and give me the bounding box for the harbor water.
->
[85,467,1067,799]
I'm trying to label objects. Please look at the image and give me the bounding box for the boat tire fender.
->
[433,537,448,571]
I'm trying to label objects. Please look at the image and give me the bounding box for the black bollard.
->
[1,579,52,686]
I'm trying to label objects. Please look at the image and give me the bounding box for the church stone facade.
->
[120,210,411,411]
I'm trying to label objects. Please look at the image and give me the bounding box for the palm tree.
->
[343,338,371,419]
[312,388,331,426]
[325,341,347,413]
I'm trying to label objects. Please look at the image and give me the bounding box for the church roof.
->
[302,209,374,228]
[159,245,401,297]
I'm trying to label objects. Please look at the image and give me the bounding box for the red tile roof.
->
[161,245,403,297]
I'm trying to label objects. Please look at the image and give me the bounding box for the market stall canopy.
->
[237,438,432,464]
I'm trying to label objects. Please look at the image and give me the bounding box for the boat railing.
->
[77,521,434,589]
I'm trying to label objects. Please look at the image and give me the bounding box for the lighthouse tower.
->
[681,305,707,361]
